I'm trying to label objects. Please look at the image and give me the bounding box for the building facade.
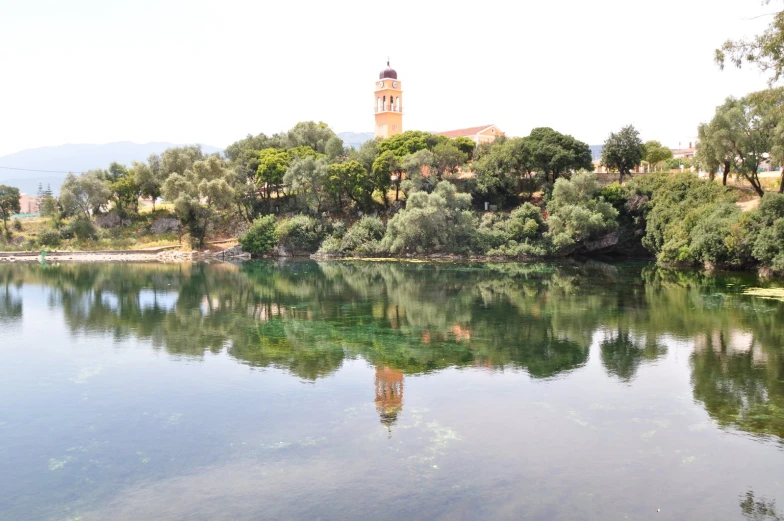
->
[374,61,403,139]
[435,124,504,145]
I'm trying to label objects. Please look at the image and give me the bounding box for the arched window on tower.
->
[377,97,381,112]
[396,97,400,112]
[390,96,395,111]
[383,96,386,111]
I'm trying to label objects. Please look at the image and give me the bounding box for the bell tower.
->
[374,60,403,139]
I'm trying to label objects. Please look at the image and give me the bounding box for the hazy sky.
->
[0,0,776,157]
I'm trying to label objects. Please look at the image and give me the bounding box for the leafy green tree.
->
[132,163,161,211]
[104,162,141,216]
[694,123,722,181]
[371,151,398,205]
[401,149,436,195]
[452,136,476,161]
[283,156,330,213]
[256,148,290,201]
[601,125,645,181]
[161,156,236,247]
[642,140,673,172]
[327,160,373,210]
[0,185,21,238]
[160,145,205,177]
[325,136,345,159]
[60,171,112,220]
[377,130,433,158]
[696,109,737,186]
[224,132,281,162]
[39,194,59,221]
[432,142,468,179]
[352,139,380,173]
[716,2,784,85]
[471,137,535,207]
[527,127,593,183]
[748,87,784,192]
[282,121,337,153]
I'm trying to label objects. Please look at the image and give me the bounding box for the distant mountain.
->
[338,132,374,150]
[0,141,222,195]
[590,145,603,162]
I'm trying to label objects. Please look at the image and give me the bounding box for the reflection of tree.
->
[740,490,782,521]
[0,269,22,325]
[4,260,784,444]
[691,331,784,441]
[600,328,667,382]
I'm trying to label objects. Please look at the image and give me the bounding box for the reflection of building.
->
[374,365,404,434]
[374,61,403,139]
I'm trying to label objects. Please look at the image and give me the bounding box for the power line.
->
[0,166,83,174]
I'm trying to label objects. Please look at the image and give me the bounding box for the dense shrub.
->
[318,216,385,255]
[479,203,548,256]
[37,229,62,248]
[239,215,278,255]
[276,215,330,254]
[341,216,385,254]
[12,218,22,231]
[687,203,747,267]
[69,218,98,241]
[545,172,618,254]
[746,193,784,272]
[626,173,736,262]
[382,181,478,254]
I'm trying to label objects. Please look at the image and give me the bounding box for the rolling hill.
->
[0,141,222,194]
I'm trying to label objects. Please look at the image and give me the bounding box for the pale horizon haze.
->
[0,0,777,158]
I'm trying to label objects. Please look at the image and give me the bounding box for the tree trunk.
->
[745,172,765,197]
[722,162,730,186]
[779,171,784,194]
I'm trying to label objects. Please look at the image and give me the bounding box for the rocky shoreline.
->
[0,244,251,263]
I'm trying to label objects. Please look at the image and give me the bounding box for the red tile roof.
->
[434,125,495,138]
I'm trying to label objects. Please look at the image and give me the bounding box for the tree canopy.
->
[0,185,21,237]
[642,141,673,172]
[601,125,645,181]
[716,1,784,85]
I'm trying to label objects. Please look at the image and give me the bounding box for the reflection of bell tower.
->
[374,365,404,434]
[374,60,403,139]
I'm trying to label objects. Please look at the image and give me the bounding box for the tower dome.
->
[379,60,397,79]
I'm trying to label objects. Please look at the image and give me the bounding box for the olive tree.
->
[0,185,21,237]
[60,171,112,220]
[161,156,236,247]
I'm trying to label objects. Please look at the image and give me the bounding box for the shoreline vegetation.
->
[1,112,783,276]
[2,7,783,276]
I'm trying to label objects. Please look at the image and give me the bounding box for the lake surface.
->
[1,260,783,521]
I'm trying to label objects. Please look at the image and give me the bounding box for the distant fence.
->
[11,213,40,219]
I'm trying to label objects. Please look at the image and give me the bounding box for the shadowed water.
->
[0,260,783,521]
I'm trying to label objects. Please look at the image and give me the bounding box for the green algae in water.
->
[743,287,784,301]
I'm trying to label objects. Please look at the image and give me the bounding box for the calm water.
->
[1,261,783,521]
